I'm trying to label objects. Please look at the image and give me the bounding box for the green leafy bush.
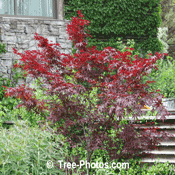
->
[65,148,175,175]
[0,43,22,126]
[0,58,49,127]
[143,55,175,98]
[119,159,175,175]
[0,120,68,175]
[0,42,29,126]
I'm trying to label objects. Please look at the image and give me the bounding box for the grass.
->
[0,119,68,174]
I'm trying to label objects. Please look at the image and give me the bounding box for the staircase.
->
[123,110,175,168]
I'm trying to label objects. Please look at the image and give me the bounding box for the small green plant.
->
[0,43,7,55]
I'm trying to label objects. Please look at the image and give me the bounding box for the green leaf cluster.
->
[64,0,165,59]
[143,55,175,98]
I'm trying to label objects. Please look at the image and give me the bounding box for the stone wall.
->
[0,16,72,89]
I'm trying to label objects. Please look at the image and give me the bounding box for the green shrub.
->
[142,55,175,98]
[119,159,175,175]
[0,58,29,127]
[0,119,69,175]
[0,59,51,128]
[0,44,22,126]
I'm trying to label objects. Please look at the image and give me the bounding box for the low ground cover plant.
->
[1,10,174,175]
[118,159,175,175]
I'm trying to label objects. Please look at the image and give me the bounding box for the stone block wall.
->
[0,16,73,89]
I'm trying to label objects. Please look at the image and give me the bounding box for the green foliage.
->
[64,0,164,60]
[143,55,175,98]
[0,59,29,127]
[0,43,7,55]
[0,45,49,127]
[0,43,28,126]
[0,120,67,175]
[0,76,20,126]
[64,147,175,175]
[119,160,175,175]
[6,105,48,128]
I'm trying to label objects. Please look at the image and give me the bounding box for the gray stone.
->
[18,43,29,49]
[17,25,24,31]
[1,74,8,78]
[0,66,7,73]
[28,40,36,48]
[56,38,65,43]
[5,35,17,42]
[0,16,73,87]
[3,24,10,31]
[13,29,24,33]
[1,53,13,59]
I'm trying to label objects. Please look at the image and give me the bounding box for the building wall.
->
[0,16,72,89]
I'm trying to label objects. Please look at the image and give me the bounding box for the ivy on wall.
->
[63,0,164,58]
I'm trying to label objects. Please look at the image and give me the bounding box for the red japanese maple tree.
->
[3,10,172,174]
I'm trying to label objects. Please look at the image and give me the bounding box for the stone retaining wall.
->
[0,16,72,89]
